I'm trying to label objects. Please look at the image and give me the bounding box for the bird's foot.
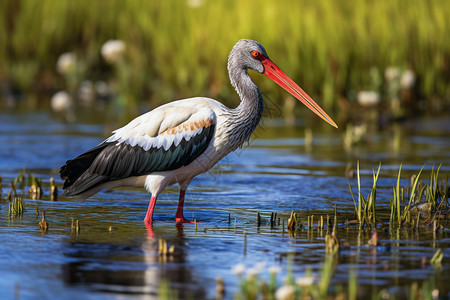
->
[175,217,195,223]
[175,217,202,224]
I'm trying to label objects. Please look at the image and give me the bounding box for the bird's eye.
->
[252,51,261,59]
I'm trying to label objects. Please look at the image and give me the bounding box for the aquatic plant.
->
[71,219,80,234]
[28,174,42,200]
[8,197,24,219]
[430,249,443,270]
[390,165,424,227]
[50,177,58,201]
[348,162,381,229]
[231,258,442,300]
[348,163,448,229]
[39,211,49,232]
[158,238,175,258]
[158,280,178,300]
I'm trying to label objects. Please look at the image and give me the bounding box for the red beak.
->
[260,56,338,128]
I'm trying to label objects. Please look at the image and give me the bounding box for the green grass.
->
[348,162,381,229]
[348,163,448,229]
[0,0,449,117]
[8,197,24,219]
[231,254,439,300]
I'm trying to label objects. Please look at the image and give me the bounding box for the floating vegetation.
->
[216,276,225,300]
[8,197,25,219]
[28,174,42,200]
[324,230,340,255]
[39,211,49,232]
[270,212,278,228]
[1,170,63,202]
[50,177,58,201]
[7,182,18,201]
[430,249,443,270]
[287,211,298,230]
[158,238,175,262]
[367,230,379,246]
[13,171,25,191]
[71,219,80,234]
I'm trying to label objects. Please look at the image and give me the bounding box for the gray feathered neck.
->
[224,40,265,150]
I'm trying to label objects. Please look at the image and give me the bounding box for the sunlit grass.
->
[230,253,439,300]
[348,163,448,229]
[348,162,381,229]
[0,0,449,116]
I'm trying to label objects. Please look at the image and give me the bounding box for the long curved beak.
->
[260,56,338,128]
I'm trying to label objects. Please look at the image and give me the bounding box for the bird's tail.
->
[60,142,110,196]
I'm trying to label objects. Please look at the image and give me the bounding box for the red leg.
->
[175,190,195,223]
[144,196,157,224]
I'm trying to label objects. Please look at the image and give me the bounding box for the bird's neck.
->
[226,67,264,149]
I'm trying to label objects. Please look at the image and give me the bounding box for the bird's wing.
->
[61,106,216,195]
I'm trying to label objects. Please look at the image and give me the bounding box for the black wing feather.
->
[60,124,215,196]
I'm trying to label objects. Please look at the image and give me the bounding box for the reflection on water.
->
[0,112,449,299]
[62,224,207,299]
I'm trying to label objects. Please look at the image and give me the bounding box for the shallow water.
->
[0,112,449,299]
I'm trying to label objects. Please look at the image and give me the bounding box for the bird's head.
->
[228,39,338,128]
[228,39,269,73]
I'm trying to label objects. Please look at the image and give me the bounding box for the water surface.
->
[0,112,449,299]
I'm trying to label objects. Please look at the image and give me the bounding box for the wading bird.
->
[60,39,337,224]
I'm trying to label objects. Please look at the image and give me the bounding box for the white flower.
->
[385,67,400,82]
[295,276,315,287]
[357,91,380,107]
[246,262,266,277]
[51,91,71,112]
[101,40,126,64]
[187,0,204,8]
[247,267,259,277]
[231,263,245,276]
[275,285,295,300]
[254,262,266,273]
[78,80,94,103]
[95,80,110,96]
[269,265,282,274]
[56,52,76,75]
[400,69,415,89]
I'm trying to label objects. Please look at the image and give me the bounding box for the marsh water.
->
[0,111,449,299]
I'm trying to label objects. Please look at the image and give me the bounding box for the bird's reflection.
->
[62,223,206,298]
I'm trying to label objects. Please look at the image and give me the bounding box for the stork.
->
[60,39,338,224]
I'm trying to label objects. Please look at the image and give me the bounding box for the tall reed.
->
[1,0,449,116]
